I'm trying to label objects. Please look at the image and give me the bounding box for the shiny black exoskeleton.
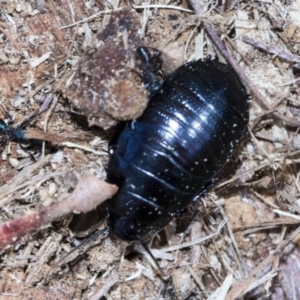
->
[106,48,249,241]
[136,47,164,96]
[0,119,27,148]
[0,115,40,160]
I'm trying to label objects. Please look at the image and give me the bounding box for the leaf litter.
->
[1,0,300,299]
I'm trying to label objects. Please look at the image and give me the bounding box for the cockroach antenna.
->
[57,226,109,266]
[140,240,169,280]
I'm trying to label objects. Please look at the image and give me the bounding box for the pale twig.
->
[160,218,227,252]
[273,209,300,221]
[0,176,118,250]
[42,94,58,157]
[242,36,300,66]
[133,4,193,13]
[188,0,300,127]
[59,8,122,29]
[89,273,119,300]
[225,226,300,299]
[61,141,107,155]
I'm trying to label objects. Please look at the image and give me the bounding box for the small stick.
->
[0,27,22,53]
[188,0,300,127]
[242,36,300,66]
[24,128,94,143]
[89,273,119,300]
[0,176,118,250]
[15,93,53,128]
[225,225,300,299]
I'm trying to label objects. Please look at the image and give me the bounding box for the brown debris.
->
[2,278,76,300]
[242,35,300,66]
[24,128,94,144]
[225,226,300,300]
[64,8,149,129]
[224,196,258,230]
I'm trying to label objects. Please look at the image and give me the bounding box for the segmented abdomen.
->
[106,59,249,241]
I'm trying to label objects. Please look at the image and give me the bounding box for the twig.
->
[0,155,55,206]
[0,27,22,53]
[42,94,58,157]
[207,274,233,300]
[188,0,300,127]
[133,4,193,12]
[24,128,94,144]
[89,273,119,300]
[39,93,54,114]
[225,226,300,299]
[0,176,118,250]
[61,141,107,155]
[60,8,122,29]
[242,36,300,66]
[160,218,227,252]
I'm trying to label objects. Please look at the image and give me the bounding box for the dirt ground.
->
[1,0,300,299]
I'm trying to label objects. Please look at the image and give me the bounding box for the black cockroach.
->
[64,48,249,279]
[105,47,249,242]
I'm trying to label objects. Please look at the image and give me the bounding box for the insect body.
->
[106,56,249,242]
[136,46,164,96]
[0,119,27,148]
[0,110,44,160]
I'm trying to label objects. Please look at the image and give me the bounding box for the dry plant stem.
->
[0,176,118,250]
[133,4,193,12]
[42,94,59,157]
[40,93,54,113]
[24,128,94,144]
[14,93,53,128]
[160,218,227,252]
[89,273,119,300]
[220,207,243,274]
[27,78,55,101]
[0,27,22,53]
[216,151,300,189]
[59,8,123,29]
[225,225,300,299]
[250,93,289,130]
[251,189,279,209]
[188,0,300,127]
[187,265,207,295]
[207,274,233,300]
[264,227,286,294]
[224,36,251,68]
[0,155,53,206]
[242,36,300,65]
[235,217,300,233]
